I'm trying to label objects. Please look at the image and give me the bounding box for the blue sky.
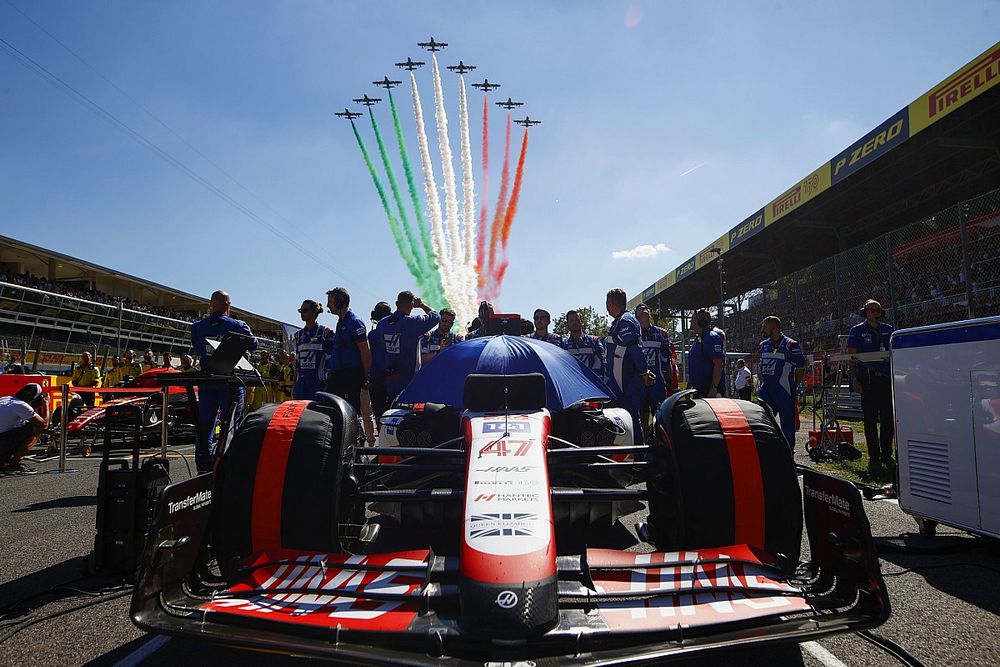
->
[2,1,998,327]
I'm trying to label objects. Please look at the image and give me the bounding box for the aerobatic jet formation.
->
[352,94,381,107]
[496,97,524,110]
[471,79,501,92]
[446,60,476,75]
[395,57,425,71]
[515,116,541,127]
[373,76,402,90]
[334,108,362,120]
[417,37,447,52]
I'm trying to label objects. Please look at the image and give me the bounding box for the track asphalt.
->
[1,433,998,666]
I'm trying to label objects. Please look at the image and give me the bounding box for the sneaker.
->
[11,462,37,475]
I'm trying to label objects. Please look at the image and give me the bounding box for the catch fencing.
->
[721,187,1000,357]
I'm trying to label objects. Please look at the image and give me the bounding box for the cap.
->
[863,299,884,313]
[14,382,44,405]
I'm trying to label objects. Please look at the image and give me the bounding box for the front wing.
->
[131,469,889,665]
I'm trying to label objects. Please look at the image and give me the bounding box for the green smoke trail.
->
[350,120,418,278]
[388,91,446,303]
[368,108,424,275]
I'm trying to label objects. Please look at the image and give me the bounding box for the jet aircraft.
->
[334,109,362,120]
[446,60,476,75]
[417,37,447,52]
[515,117,541,127]
[496,97,524,110]
[352,94,381,107]
[395,57,425,71]
[471,79,501,92]
[373,76,402,90]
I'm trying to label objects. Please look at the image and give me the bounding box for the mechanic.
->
[847,299,895,473]
[324,287,372,413]
[278,351,295,401]
[71,351,102,407]
[687,309,726,398]
[734,358,753,400]
[364,301,393,442]
[0,383,47,474]
[179,354,196,373]
[141,349,158,372]
[421,307,464,364]
[636,304,678,438]
[528,309,562,344]
[466,302,494,339]
[121,349,143,380]
[604,288,651,445]
[293,299,332,401]
[561,309,605,377]
[103,355,123,388]
[190,290,258,474]
[249,349,278,408]
[372,291,440,403]
[757,316,806,451]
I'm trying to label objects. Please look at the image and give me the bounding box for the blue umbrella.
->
[396,335,612,411]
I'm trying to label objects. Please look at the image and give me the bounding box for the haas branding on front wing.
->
[463,413,553,560]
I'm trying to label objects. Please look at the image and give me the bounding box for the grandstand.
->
[0,233,292,368]
[631,40,1000,357]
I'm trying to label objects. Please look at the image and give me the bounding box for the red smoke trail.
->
[493,128,529,292]
[485,113,512,299]
[476,95,490,294]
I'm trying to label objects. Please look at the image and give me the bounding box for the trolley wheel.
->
[916,517,938,539]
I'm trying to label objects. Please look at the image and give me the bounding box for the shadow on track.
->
[12,495,96,513]
[876,531,1000,615]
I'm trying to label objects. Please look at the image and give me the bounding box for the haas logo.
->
[495,591,518,609]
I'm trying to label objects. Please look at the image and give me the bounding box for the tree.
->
[553,306,610,338]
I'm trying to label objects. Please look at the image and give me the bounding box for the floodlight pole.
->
[710,247,725,328]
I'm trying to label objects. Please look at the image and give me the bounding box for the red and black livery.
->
[132,364,889,664]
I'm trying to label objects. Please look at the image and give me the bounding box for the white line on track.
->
[112,634,171,667]
[802,641,849,667]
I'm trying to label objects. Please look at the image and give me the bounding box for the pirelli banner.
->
[909,41,1000,135]
[765,163,831,227]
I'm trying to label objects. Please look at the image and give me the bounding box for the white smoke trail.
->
[457,75,477,319]
[409,71,453,303]
[431,55,470,324]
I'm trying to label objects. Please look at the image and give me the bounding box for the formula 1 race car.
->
[131,336,889,665]
[61,368,195,442]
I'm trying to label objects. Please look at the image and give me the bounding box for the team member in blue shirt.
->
[527,309,562,344]
[421,307,464,365]
[604,289,651,445]
[323,287,371,414]
[847,299,895,472]
[372,291,441,402]
[190,290,258,473]
[561,309,605,377]
[687,309,725,398]
[635,304,677,434]
[757,315,806,451]
[293,299,331,401]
